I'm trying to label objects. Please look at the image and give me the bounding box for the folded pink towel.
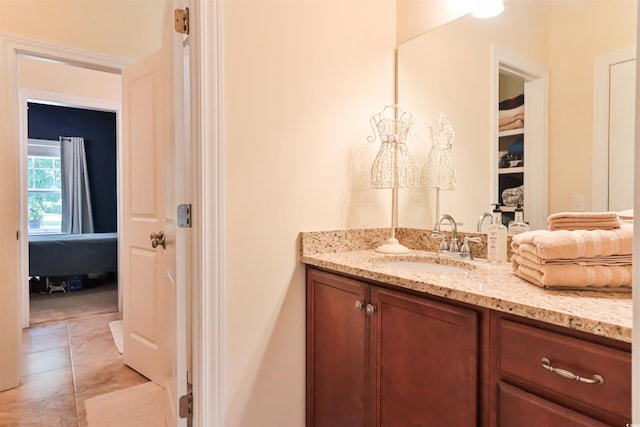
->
[511,223,633,259]
[515,247,632,266]
[512,254,632,290]
[547,211,620,231]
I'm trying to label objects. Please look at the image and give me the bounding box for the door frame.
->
[490,45,549,231]
[190,1,224,425]
[18,88,122,329]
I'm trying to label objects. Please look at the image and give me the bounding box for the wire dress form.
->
[369,105,419,188]
[422,113,456,190]
[368,105,419,254]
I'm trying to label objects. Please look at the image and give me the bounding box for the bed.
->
[29,232,118,277]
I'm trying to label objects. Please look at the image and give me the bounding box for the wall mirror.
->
[397,0,636,232]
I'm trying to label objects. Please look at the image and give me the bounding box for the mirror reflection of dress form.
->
[422,113,456,190]
[368,104,418,253]
[422,113,456,223]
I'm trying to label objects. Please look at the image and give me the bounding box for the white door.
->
[608,58,635,211]
[121,2,189,425]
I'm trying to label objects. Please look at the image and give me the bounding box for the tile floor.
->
[0,312,149,426]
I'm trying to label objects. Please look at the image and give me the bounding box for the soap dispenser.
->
[508,204,530,235]
[487,204,507,263]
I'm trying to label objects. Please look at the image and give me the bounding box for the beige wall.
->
[18,56,121,100]
[222,0,395,425]
[547,0,636,213]
[397,0,467,44]
[0,0,163,59]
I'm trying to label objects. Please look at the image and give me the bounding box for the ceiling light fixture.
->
[471,0,505,18]
[445,0,505,18]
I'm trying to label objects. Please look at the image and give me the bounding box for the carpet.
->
[30,281,118,325]
[109,320,124,354]
[84,382,167,427]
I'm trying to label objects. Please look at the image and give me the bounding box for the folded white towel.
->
[618,209,633,220]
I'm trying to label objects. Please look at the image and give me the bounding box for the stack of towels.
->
[511,211,632,290]
[499,94,524,132]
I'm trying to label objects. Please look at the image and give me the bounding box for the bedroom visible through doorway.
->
[19,55,122,327]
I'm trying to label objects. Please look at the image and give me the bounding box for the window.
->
[27,139,62,234]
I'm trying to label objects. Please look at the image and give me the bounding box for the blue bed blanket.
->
[29,232,118,277]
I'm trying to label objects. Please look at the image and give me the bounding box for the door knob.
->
[366,304,377,316]
[150,231,166,249]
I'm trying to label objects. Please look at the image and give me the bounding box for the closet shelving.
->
[497,74,525,224]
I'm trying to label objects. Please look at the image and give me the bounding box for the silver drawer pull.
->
[541,358,604,385]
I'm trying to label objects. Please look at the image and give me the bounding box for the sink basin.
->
[374,256,472,275]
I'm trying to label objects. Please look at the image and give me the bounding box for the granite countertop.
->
[299,228,632,343]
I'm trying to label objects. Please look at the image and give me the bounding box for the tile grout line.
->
[67,321,83,427]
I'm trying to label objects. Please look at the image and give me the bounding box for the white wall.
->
[222,0,396,425]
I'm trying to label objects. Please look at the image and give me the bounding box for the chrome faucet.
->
[432,214,459,254]
[477,212,493,232]
[433,214,481,260]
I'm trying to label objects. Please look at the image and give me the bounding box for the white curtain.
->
[60,137,94,234]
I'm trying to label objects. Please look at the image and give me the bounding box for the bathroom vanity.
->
[301,229,632,427]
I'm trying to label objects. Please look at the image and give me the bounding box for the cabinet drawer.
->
[495,319,630,420]
[497,382,608,427]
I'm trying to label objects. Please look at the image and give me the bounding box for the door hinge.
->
[177,204,192,228]
[179,392,193,420]
[174,7,190,35]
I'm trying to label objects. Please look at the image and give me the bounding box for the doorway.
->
[25,102,120,326]
[18,56,123,328]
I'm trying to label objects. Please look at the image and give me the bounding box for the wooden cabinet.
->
[491,312,631,426]
[306,269,367,427]
[306,267,631,427]
[369,287,479,426]
[306,268,481,427]
[496,382,610,427]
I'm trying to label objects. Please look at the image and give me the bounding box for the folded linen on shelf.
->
[499,94,524,110]
[499,119,524,132]
[499,113,525,127]
[547,211,620,231]
[511,224,633,260]
[512,256,632,290]
[499,104,524,119]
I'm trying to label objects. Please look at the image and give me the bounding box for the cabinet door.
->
[497,382,609,427]
[369,287,478,427]
[307,269,368,427]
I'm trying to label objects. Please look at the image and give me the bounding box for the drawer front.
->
[497,382,609,427]
[495,318,630,419]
